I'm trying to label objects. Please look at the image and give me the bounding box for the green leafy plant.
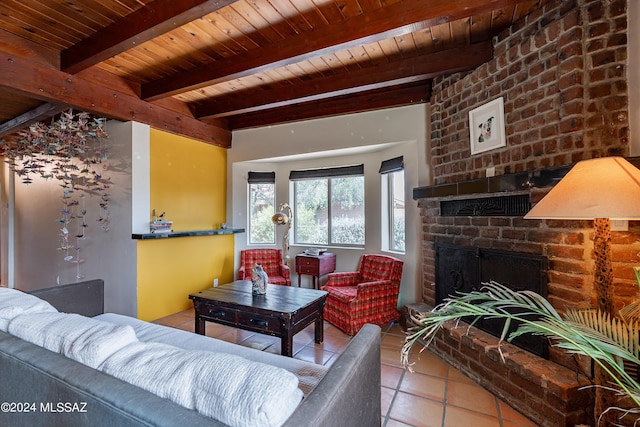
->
[402,281,640,425]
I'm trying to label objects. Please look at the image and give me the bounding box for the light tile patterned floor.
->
[154,309,538,427]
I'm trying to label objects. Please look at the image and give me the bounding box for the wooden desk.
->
[296,252,336,289]
[189,280,327,357]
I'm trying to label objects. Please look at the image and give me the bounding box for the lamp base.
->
[593,217,616,426]
[593,217,614,315]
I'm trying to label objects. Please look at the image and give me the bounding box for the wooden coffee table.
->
[189,280,328,357]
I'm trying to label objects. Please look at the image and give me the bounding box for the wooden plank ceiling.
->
[0,0,548,148]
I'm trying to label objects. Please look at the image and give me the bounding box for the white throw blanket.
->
[100,341,304,427]
[95,312,328,396]
[8,311,137,369]
[0,287,57,331]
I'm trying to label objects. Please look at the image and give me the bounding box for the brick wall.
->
[423,0,638,313]
[416,1,637,425]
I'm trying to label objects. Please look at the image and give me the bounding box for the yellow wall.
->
[137,129,234,321]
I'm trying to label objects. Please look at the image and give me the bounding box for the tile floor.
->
[154,309,538,427]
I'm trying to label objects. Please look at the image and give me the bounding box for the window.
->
[291,165,365,247]
[380,157,405,253]
[248,171,275,244]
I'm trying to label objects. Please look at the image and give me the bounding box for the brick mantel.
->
[413,163,571,200]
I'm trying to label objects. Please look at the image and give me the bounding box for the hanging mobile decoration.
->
[73,193,86,280]
[59,189,73,262]
[2,109,110,278]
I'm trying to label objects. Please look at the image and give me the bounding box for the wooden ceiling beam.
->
[142,0,532,100]
[0,48,230,147]
[0,29,59,69]
[196,42,492,119]
[0,103,67,137]
[226,81,430,130]
[61,0,239,74]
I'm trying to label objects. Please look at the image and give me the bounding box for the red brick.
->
[586,1,605,21]
[559,86,584,102]
[546,19,561,41]
[587,38,605,53]
[502,228,526,240]
[588,22,610,38]
[609,0,627,18]
[591,50,616,67]
[528,229,565,244]
[558,27,582,48]
[550,258,590,274]
[558,71,582,89]
[559,41,582,61]
[562,100,584,116]
[559,117,583,133]
[558,56,584,74]
[547,244,584,259]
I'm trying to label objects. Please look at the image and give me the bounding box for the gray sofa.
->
[0,280,381,426]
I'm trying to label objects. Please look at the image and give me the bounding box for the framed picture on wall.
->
[469,97,506,155]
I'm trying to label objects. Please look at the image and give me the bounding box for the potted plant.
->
[401,281,640,426]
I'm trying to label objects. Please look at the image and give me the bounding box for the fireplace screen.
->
[435,243,549,357]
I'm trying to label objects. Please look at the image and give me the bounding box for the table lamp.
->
[524,157,640,315]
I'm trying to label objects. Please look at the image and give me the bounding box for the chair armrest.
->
[356,280,398,298]
[280,264,291,279]
[238,266,247,280]
[325,272,361,287]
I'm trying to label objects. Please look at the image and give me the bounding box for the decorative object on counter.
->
[271,202,292,265]
[1,109,110,279]
[150,221,173,233]
[221,223,227,229]
[150,210,173,233]
[251,264,268,295]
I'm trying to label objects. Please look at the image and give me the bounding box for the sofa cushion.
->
[7,311,137,369]
[0,287,57,331]
[95,313,328,396]
[100,341,303,427]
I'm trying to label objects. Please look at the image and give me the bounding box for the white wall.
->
[131,122,151,234]
[228,104,429,306]
[3,120,138,316]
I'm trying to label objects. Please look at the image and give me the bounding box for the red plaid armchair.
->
[321,254,403,335]
[237,249,291,286]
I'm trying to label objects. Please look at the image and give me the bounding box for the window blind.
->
[289,164,364,180]
[379,156,404,174]
[247,171,275,183]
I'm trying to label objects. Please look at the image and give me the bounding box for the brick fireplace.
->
[412,1,639,426]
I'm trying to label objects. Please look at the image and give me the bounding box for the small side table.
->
[296,252,336,289]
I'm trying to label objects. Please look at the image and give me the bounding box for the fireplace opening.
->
[435,243,549,357]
